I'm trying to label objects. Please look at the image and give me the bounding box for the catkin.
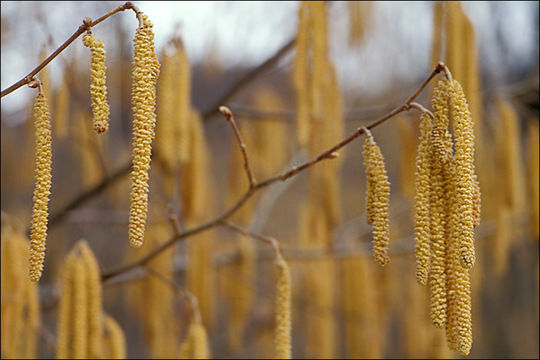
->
[347,1,373,45]
[431,79,452,164]
[362,128,391,266]
[448,79,476,269]
[175,39,192,163]
[275,254,292,359]
[179,321,210,359]
[428,120,448,328]
[72,256,89,359]
[56,253,76,359]
[1,227,41,359]
[29,91,52,282]
[129,15,160,248]
[78,241,103,358]
[293,1,310,146]
[397,114,418,200]
[414,113,432,285]
[526,121,539,238]
[82,32,110,134]
[103,315,127,359]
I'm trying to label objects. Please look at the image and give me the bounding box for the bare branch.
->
[220,106,256,188]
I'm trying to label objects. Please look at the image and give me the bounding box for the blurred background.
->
[1,1,539,359]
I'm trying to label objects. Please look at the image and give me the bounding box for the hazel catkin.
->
[275,253,292,359]
[448,79,476,269]
[362,128,391,266]
[414,113,432,285]
[82,32,110,134]
[129,15,161,248]
[29,91,52,282]
[103,315,127,359]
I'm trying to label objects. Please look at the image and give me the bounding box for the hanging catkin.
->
[29,90,52,282]
[362,128,391,266]
[175,39,192,164]
[72,255,89,359]
[347,1,373,46]
[275,253,292,359]
[414,112,432,285]
[56,253,75,359]
[78,241,103,358]
[397,114,418,200]
[129,14,160,248]
[103,314,127,359]
[526,121,539,239]
[82,31,110,134]
[1,227,41,359]
[293,1,310,146]
[178,320,210,359]
[448,79,476,269]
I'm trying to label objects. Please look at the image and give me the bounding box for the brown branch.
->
[409,102,435,119]
[100,63,445,282]
[1,2,141,98]
[220,106,256,188]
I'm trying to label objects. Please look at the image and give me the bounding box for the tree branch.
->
[100,63,446,282]
[0,2,141,98]
[220,106,256,188]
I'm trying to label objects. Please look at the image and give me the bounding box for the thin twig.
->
[409,102,435,118]
[219,220,280,252]
[101,64,446,282]
[1,2,140,98]
[220,106,256,188]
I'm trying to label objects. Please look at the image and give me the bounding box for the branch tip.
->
[219,105,233,119]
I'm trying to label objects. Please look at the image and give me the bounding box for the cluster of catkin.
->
[1,225,40,359]
[56,240,126,359]
[129,15,160,248]
[414,78,480,355]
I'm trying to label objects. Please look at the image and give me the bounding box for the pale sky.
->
[1,1,538,119]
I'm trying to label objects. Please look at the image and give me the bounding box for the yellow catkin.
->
[155,51,177,197]
[448,79,476,269]
[526,121,539,238]
[347,1,373,46]
[293,1,310,146]
[54,70,70,138]
[82,32,110,134]
[428,115,449,328]
[175,39,192,163]
[445,2,464,83]
[129,15,160,248]
[103,314,127,359]
[227,235,255,352]
[362,129,391,266]
[72,256,89,359]
[414,112,432,285]
[29,91,52,282]
[179,321,210,359]
[310,1,327,121]
[275,254,292,359]
[431,79,452,164]
[56,253,76,359]
[1,228,41,359]
[496,99,526,215]
[78,241,103,358]
[74,109,106,188]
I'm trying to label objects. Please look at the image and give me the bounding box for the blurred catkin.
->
[103,314,127,359]
[1,226,41,359]
[526,121,539,238]
[129,15,160,248]
[72,255,89,359]
[179,321,210,359]
[275,254,292,359]
[56,253,75,359]
[347,1,373,46]
[397,114,418,200]
[414,112,432,285]
[174,39,192,163]
[293,1,310,146]
[362,129,391,266]
[82,32,110,134]
[29,91,52,282]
